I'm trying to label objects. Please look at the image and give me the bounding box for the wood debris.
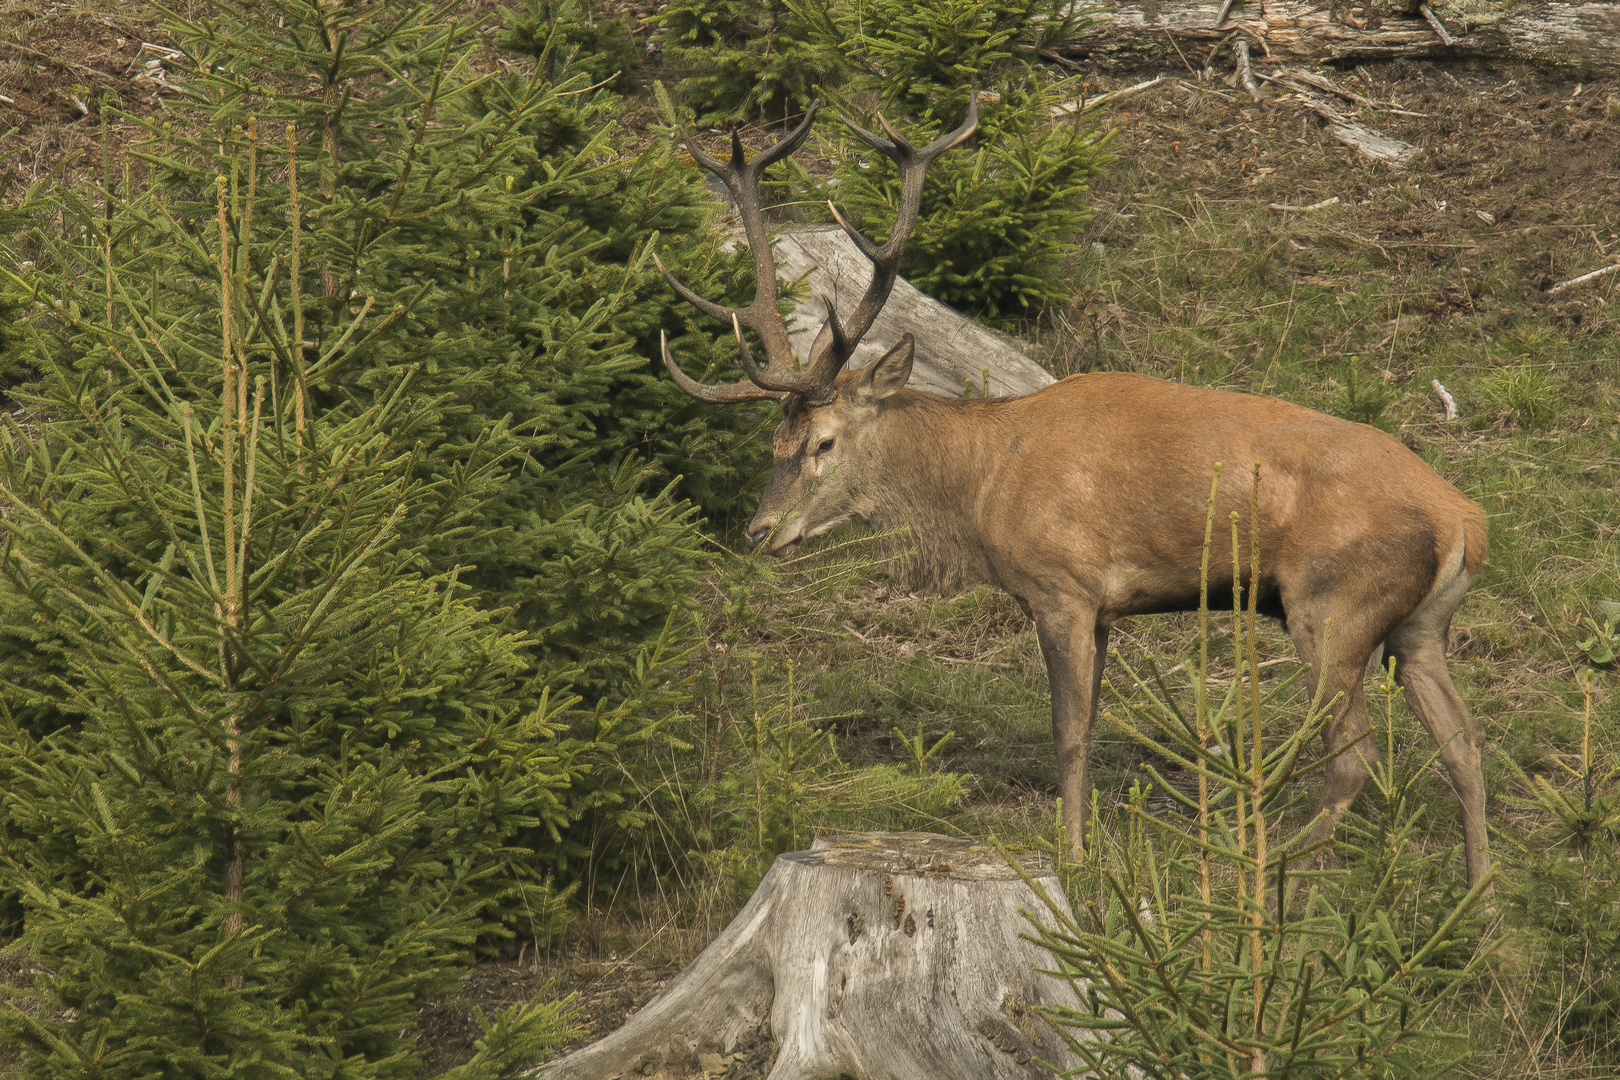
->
[1432,380,1460,421]
[1548,262,1620,295]
[1234,38,1265,104]
[1417,3,1458,46]
[1270,196,1341,214]
[1050,75,1166,116]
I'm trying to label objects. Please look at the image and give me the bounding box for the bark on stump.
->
[534,832,1083,1080]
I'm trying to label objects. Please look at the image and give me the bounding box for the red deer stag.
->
[655,102,1490,888]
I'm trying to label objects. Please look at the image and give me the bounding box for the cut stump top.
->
[806,831,1055,882]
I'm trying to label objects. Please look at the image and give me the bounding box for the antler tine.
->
[804,295,852,390]
[823,96,980,359]
[656,102,822,404]
[660,330,785,405]
[744,103,821,174]
[731,314,837,403]
[652,252,729,324]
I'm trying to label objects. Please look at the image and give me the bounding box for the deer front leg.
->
[1036,610,1110,858]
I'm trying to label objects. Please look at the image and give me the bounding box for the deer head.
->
[656,99,978,550]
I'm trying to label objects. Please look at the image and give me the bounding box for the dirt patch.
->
[1058,59,1620,381]
[412,919,714,1074]
[0,2,174,194]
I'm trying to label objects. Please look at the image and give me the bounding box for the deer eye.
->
[815,438,835,457]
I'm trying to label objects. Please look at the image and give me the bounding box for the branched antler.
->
[658,97,978,406]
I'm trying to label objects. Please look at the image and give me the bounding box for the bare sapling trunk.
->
[535,832,1085,1080]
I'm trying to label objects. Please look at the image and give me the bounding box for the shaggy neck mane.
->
[862,389,1008,595]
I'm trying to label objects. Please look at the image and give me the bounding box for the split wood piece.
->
[1293,91,1418,168]
[766,227,1056,399]
[1060,0,1620,73]
[532,832,1085,1080]
[1234,37,1265,103]
[1050,74,1167,117]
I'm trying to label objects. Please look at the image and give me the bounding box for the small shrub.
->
[1576,601,1620,667]
[652,0,843,124]
[1477,363,1557,428]
[820,88,1108,323]
[502,0,644,95]
[1498,670,1620,1058]
[799,0,1110,323]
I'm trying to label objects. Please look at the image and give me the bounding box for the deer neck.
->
[862,391,1005,594]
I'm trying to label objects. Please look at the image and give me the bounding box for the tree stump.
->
[534,832,1083,1080]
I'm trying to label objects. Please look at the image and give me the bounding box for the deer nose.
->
[745,528,771,550]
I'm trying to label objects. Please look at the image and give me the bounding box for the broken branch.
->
[1417,3,1457,45]
[1051,75,1167,115]
[1270,196,1341,213]
[1548,262,1620,294]
[1235,38,1265,103]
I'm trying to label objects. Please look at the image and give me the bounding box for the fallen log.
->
[768,227,1057,399]
[1064,0,1620,73]
[533,832,1084,1080]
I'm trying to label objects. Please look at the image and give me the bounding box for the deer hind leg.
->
[1287,612,1384,865]
[1385,559,1490,888]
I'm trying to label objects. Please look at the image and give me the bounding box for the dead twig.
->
[1234,38,1265,103]
[1323,226,1393,260]
[1548,262,1620,294]
[1290,90,1417,168]
[1269,196,1341,213]
[1215,0,1241,27]
[935,655,1016,669]
[1417,3,1457,45]
[1051,75,1167,116]
[1258,68,1430,117]
[1260,67,1374,107]
[1177,79,1239,102]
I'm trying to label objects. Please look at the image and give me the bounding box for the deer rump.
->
[654,100,1491,889]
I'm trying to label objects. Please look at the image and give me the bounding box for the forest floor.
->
[3,1,1618,1077]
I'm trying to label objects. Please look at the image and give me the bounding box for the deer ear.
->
[854,335,914,403]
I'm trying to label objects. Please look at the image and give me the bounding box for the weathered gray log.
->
[533,832,1084,1080]
[1068,0,1620,73]
[771,227,1055,399]
[717,225,1056,400]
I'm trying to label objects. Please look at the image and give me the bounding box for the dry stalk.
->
[215,176,245,958]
